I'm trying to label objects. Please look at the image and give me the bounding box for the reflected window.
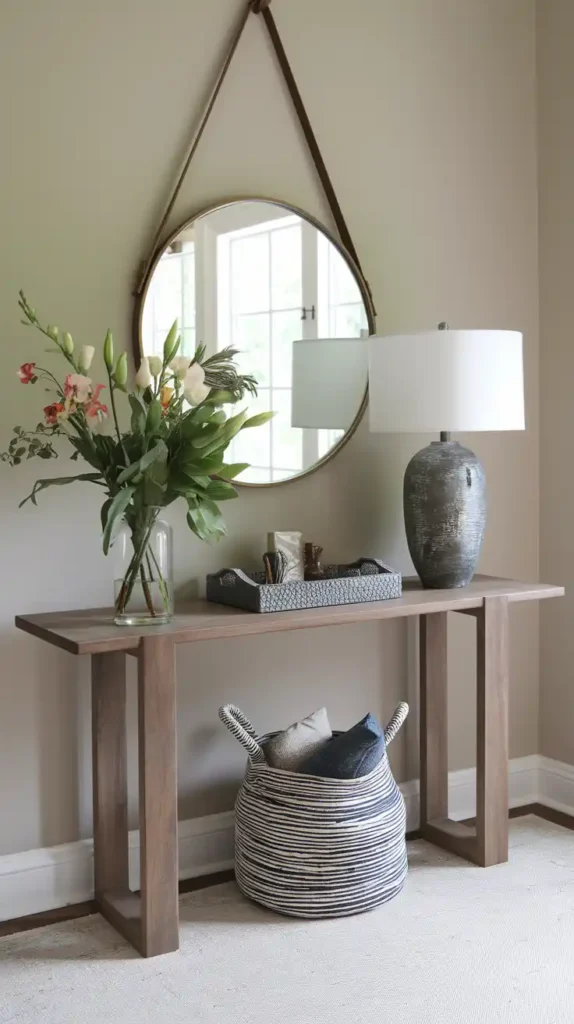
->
[216,214,303,483]
[143,239,196,358]
[140,201,368,486]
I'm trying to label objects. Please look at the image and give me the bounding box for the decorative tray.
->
[206,558,402,613]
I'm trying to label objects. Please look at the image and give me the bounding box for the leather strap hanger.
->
[134,0,373,313]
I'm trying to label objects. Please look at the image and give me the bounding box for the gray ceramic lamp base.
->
[403,440,486,589]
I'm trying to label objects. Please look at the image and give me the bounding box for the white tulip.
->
[148,355,163,378]
[135,357,153,389]
[78,345,95,373]
[170,355,191,381]
[183,362,210,405]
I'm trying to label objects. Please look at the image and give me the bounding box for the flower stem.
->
[115,515,157,616]
[106,372,128,465]
[140,564,156,617]
[147,545,170,612]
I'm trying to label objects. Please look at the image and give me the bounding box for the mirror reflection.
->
[140,200,369,484]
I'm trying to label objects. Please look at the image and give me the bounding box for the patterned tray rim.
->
[205,557,399,589]
[207,557,400,590]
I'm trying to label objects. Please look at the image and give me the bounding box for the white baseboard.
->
[399,754,539,832]
[0,810,235,924]
[538,756,574,816]
[0,754,570,923]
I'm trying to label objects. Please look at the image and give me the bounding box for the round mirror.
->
[136,199,374,485]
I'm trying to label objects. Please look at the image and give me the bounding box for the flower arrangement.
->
[2,293,273,623]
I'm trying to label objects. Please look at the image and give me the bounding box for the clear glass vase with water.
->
[112,509,173,625]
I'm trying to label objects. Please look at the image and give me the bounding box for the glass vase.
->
[112,509,174,626]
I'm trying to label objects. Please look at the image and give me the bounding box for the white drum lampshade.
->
[367,328,525,590]
[291,338,368,429]
[368,330,525,434]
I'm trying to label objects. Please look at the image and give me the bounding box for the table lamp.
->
[368,325,525,588]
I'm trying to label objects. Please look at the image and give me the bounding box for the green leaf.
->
[205,480,238,501]
[218,463,249,481]
[200,497,222,518]
[100,497,113,533]
[68,435,102,471]
[163,320,180,364]
[242,411,276,429]
[146,399,163,435]
[179,452,224,477]
[102,486,135,554]
[191,406,216,425]
[199,410,250,457]
[116,440,167,485]
[190,423,223,449]
[142,455,169,506]
[147,455,169,486]
[19,473,103,509]
[128,394,147,436]
[206,390,238,406]
[186,501,227,542]
[181,483,210,501]
[171,473,211,498]
[179,412,205,440]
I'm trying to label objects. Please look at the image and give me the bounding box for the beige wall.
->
[0,0,539,856]
[538,0,574,764]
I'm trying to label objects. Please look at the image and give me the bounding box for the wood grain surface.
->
[137,634,179,957]
[14,575,564,655]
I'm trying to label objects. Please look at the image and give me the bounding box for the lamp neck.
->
[439,324,451,442]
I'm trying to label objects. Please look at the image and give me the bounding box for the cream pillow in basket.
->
[263,707,332,771]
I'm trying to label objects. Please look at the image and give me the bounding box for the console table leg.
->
[419,598,510,867]
[419,613,448,825]
[420,612,476,859]
[138,634,179,957]
[93,653,144,951]
[476,596,509,866]
[92,652,129,897]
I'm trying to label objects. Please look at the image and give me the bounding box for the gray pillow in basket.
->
[298,713,385,779]
[263,707,332,771]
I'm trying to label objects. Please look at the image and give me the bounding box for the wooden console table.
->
[15,574,563,957]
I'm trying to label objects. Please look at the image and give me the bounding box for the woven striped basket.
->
[219,702,409,919]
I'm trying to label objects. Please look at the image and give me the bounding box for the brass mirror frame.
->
[132,196,376,488]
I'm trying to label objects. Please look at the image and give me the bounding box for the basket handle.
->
[384,702,409,746]
[219,704,267,764]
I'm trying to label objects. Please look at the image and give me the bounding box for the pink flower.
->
[18,362,37,384]
[64,373,92,404]
[84,383,108,420]
[44,402,65,426]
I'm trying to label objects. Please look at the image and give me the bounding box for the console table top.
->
[14,574,564,656]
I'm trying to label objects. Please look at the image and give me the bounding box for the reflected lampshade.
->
[291,338,368,429]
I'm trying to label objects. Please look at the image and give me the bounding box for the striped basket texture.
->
[219,703,409,919]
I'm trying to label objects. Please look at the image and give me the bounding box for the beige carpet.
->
[1,816,574,1024]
